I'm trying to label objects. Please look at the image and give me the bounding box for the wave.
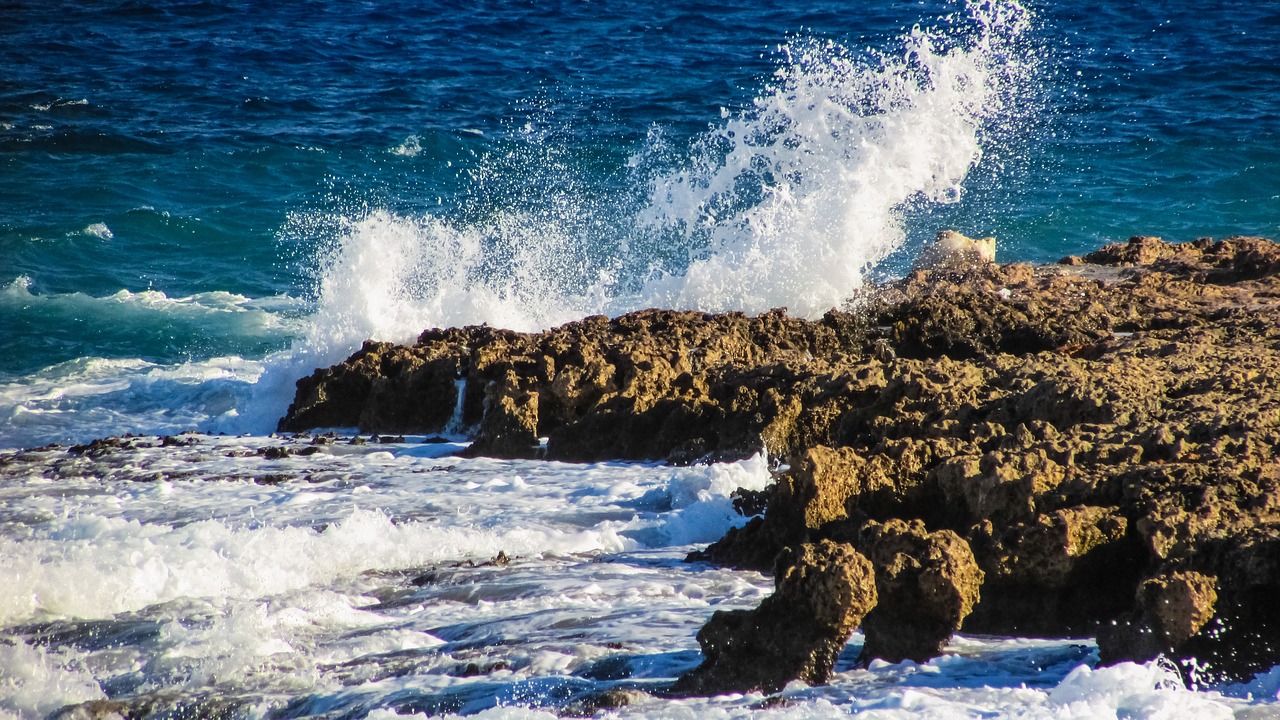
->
[289,0,1039,351]
[2,276,302,329]
[0,0,1042,446]
[0,356,264,448]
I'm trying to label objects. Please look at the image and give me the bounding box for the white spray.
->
[235,0,1039,434]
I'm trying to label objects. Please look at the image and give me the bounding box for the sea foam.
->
[292,0,1038,341]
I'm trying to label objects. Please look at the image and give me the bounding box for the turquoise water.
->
[2,0,1279,443]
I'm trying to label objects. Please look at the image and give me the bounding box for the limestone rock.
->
[854,520,983,664]
[674,540,877,696]
[1097,571,1218,665]
[965,506,1144,635]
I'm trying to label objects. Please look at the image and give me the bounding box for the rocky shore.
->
[280,235,1280,693]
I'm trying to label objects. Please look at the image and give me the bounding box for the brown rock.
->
[854,520,983,664]
[674,540,877,696]
[773,445,867,530]
[934,449,1065,526]
[462,385,540,459]
[1097,571,1218,665]
[965,507,1144,636]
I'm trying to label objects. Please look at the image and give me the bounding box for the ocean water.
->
[2,0,1280,717]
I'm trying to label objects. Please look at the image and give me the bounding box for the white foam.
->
[390,135,423,157]
[1046,662,1235,719]
[0,356,263,448]
[653,453,773,546]
[0,507,635,626]
[0,641,104,720]
[82,222,113,239]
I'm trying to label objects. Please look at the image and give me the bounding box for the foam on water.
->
[0,439,772,626]
[1,437,1276,718]
[0,356,263,448]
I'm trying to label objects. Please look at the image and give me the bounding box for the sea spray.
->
[634,1,1038,316]
[282,0,1039,356]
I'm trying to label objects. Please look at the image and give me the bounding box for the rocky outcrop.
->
[281,235,1280,685]
[280,308,867,460]
[853,519,983,664]
[672,540,877,696]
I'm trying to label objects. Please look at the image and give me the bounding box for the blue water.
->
[2,0,1279,444]
[5,4,1280,717]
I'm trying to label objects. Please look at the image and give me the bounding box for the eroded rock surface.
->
[853,519,983,664]
[672,540,877,696]
[280,235,1280,685]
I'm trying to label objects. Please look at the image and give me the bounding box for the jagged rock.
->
[934,449,1065,526]
[1097,570,1218,670]
[772,445,866,530]
[278,235,1280,682]
[280,308,869,460]
[674,540,877,696]
[965,506,1144,635]
[853,519,983,664]
[461,383,540,459]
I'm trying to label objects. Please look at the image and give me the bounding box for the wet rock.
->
[674,540,877,696]
[277,235,1280,681]
[51,694,248,720]
[279,308,868,462]
[965,506,1145,635]
[462,383,540,459]
[1097,570,1218,667]
[560,687,651,716]
[853,519,983,664]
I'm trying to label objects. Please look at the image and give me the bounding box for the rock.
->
[772,445,867,530]
[853,519,983,664]
[561,687,651,716]
[965,506,1145,635]
[934,449,1065,526]
[461,384,540,458]
[277,235,1280,682]
[1097,571,1218,666]
[673,540,877,696]
[912,230,997,271]
[279,308,869,461]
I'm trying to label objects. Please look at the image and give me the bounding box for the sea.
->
[2,0,1279,717]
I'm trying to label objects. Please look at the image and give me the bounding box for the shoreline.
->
[277,234,1280,690]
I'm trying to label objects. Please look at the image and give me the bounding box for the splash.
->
[635,1,1037,315]
[291,0,1038,352]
